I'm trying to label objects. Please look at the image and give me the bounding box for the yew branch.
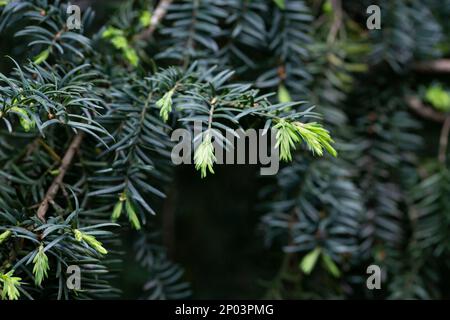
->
[136,0,173,41]
[414,59,450,73]
[439,117,450,164]
[36,133,84,221]
[406,96,447,123]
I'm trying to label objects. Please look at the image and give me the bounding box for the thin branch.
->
[406,96,447,123]
[207,98,216,132]
[327,0,342,44]
[414,59,450,73]
[36,133,84,221]
[136,0,173,41]
[38,138,62,162]
[439,117,450,165]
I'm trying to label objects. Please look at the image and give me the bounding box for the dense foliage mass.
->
[0,0,449,299]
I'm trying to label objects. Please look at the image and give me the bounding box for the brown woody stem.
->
[36,133,83,221]
[406,96,447,123]
[439,117,450,165]
[414,59,450,73]
[136,0,173,41]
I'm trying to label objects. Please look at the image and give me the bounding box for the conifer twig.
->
[439,117,450,164]
[414,59,450,73]
[406,96,447,123]
[327,0,342,44]
[406,97,450,163]
[136,0,173,40]
[36,133,84,221]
